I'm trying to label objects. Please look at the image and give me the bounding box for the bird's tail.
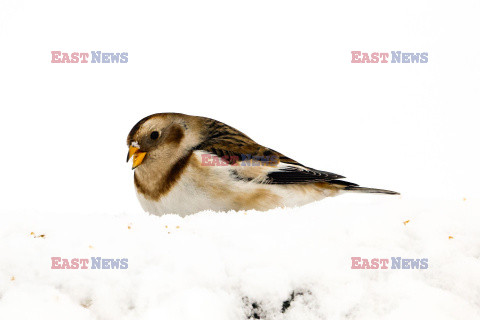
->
[328,180,400,195]
[343,186,399,195]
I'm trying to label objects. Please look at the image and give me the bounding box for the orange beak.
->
[127,146,147,169]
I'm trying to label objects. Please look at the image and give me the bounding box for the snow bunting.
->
[127,113,399,216]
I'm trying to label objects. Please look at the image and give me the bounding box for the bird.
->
[126,113,399,216]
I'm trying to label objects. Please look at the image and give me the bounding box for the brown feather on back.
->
[194,117,298,166]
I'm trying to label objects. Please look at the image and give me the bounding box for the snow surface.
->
[1,195,479,320]
[1,0,479,319]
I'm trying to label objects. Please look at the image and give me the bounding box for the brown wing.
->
[193,118,345,184]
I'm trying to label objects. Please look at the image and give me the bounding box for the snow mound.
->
[1,196,479,319]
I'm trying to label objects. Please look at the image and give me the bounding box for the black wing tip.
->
[263,166,346,185]
[328,179,359,187]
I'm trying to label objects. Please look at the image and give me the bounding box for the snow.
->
[131,141,140,149]
[1,0,480,318]
[1,195,479,319]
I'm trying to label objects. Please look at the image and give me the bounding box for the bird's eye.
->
[150,131,159,140]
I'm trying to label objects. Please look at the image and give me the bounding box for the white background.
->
[0,0,479,215]
[0,1,480,319]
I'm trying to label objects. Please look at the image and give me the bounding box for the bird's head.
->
[126,113,200,170]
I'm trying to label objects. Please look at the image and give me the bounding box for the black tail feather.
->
[343,186,400,195]
[328,180,399,195]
